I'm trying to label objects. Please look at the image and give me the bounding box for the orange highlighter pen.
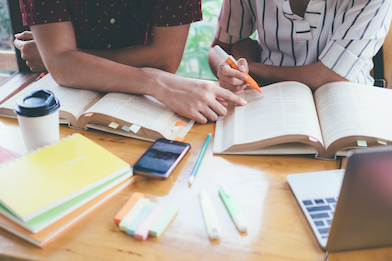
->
[214,45,262,93]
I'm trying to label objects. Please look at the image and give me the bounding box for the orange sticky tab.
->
[175,121,185,126]
[84,112,94,117]
[114,192,145,225]
[174,137,184,142]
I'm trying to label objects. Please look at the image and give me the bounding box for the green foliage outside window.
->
[176,0,221,81]
[0,0,11,47]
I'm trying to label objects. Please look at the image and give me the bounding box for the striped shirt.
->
[215,0,392,85]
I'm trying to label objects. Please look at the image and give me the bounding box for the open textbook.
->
[0,74,194,142]
[213,81,392,159]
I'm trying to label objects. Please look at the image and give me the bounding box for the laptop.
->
[287,146,392,252]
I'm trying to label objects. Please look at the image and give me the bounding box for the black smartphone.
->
[133,138,191,179]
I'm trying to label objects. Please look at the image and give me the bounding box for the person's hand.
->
[217,58,250,94]
[155,77,247,124]
[14,31,47,72]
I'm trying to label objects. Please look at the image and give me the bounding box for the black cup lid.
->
[14,89,60,117]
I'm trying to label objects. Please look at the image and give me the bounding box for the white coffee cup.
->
[14,89,60,151]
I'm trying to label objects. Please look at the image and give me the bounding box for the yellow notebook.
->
[0,133,131,222]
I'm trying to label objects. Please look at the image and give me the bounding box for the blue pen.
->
[188,133,212,187]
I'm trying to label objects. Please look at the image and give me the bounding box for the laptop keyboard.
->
[302,197,337,239]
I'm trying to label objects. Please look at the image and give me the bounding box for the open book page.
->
[0,74,103,128]
[315,82,392,157]
[214,81,324,154]
[78,93,194,141]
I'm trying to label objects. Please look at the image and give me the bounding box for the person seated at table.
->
[14,0,247,124]
[208,0,392,93]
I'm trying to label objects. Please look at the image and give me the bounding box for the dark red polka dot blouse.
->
[19,0,202,50]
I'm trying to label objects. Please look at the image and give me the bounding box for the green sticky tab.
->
[130,124,141,134]
[357,140,367,147]
[171,126,180,132]
[149,204,178,237]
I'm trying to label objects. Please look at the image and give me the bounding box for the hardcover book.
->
[214,81,392,159]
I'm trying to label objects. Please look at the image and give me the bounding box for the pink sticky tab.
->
[134,205,165,241]
[0,146,19,164]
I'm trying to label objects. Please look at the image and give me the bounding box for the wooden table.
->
[1,117,392,261]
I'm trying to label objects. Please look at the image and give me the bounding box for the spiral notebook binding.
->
[0,133,79,168]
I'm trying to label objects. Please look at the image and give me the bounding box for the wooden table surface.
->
[1,117,392,261]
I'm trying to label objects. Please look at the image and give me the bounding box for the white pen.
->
[200,189,220,240]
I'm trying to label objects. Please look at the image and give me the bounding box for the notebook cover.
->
[0,133,131,222]
[0,170,133,233]
[0,177,135,248]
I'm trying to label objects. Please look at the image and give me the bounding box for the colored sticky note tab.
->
[134,205,165,241]
[0,146,19,164]
[357,140,367,147]
[175,121,185,126]
[126,202,157,236]
[149,204,178,238]
[83,112,94,117]
[121,125,131,132]
[114,192,144,225]
[130,124,141,134]
[171,126,180,132]
[109,122,119,129]
[119,197,150,231]
[174,137,184,142]
[378,140,388,145]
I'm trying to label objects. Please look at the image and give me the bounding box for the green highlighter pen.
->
[219,185,248,233]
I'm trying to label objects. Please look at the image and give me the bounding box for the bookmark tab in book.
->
[114,192,144,225]
[119,197,150,231]
[200,190,220,240]
[175,121,185,126]
[83,112,94,117]
[130,124,141,134]
[171,126,180,132]
[126,202,157,236]
[219,185,247,233]
[378,140,388,145]
[121,125,131,132]
[149,203,178,237]
[357,140,367,147]
[134,205,165,241]
[108,122,119,129]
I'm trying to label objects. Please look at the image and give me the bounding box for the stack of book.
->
[0,133,134,248]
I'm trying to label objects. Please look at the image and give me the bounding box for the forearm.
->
[46,49,162,95]
[83,44,181,74]
[248,61,347,91]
